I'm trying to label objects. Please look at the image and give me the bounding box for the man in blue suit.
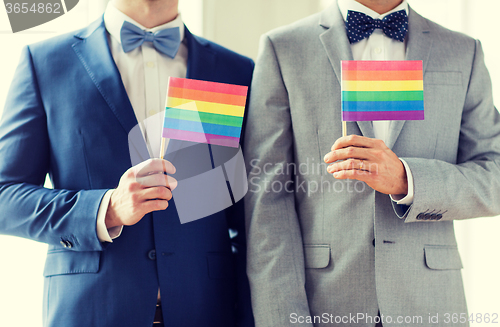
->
[0,0,254,326]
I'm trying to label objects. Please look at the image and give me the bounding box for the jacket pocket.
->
[304,244,331,269]
[207,252,234,279]
[424,245,463,270]
[425,72,462,85]
[43,250,100,277]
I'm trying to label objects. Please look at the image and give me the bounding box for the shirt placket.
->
[142,41,161,154]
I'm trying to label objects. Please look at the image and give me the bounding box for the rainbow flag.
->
[162,77,248,148]
[341,60,424,121]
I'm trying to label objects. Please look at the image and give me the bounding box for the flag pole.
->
[160,137,166,160]
[160,137,171,160]
[342,121,347,137]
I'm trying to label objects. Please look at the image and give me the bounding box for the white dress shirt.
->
[96,2,188,243]
[338,0,414,205]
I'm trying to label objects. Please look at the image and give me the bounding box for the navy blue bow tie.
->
[345,10,408,44]
[120,21,181,58]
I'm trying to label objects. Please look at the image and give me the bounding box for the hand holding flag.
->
[324,135,408,195]
[326,60,424,195]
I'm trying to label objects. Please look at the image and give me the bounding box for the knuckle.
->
[126,169,136,179]
[377,139,387,148]
[369,162,379,173]
[130,192,139,203]
[127,182,136,192]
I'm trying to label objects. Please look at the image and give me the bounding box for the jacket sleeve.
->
[243,35,313,327]
[393,40,500,223]
[0,46,107,251]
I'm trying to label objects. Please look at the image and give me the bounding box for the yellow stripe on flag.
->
[342,80,424,92]
[167,97,245,117]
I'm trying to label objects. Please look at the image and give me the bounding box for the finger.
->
[327,159,367,173]
[139,186,173,202]
[136,174,178,190]
[142,199,169,214]
[331,168,372,181]
[331,135,386,151]
[324,146,371,163]
[135,158,176,177]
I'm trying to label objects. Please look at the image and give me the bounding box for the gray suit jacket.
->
[244,2,500,327]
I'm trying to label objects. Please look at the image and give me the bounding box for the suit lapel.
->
[319,2,375,139]
[164,27,218,158]
[185,28,217,81]
[385,7,433,149]
[72,18,138,135]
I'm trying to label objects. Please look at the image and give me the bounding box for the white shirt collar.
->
[338,0,408,21]
[103,2,185,45]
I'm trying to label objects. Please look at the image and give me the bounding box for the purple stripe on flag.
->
[342,110,424,121]
[163,128,240,148]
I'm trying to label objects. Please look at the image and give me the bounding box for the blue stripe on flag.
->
[163,118,242,138]
[342,100,424,112]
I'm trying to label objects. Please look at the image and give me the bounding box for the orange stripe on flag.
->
[342,70,423,81]
[168,87,247,106]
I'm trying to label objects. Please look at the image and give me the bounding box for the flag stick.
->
[342,121,347,137]
[160,137,169,160]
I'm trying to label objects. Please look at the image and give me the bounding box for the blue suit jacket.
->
[0,18,254,327]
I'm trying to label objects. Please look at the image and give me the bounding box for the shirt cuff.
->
[96,189,123,243]
[389,159,414,205]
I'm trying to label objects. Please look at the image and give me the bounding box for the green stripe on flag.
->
[165,108,244,127]
[342,91,424,102]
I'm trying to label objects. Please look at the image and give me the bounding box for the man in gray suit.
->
[244,0,500,326]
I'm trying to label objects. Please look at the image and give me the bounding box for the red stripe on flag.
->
[342,61,423,72]
[168,77,248,96]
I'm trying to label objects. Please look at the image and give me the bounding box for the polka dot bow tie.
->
[345,10,408,44]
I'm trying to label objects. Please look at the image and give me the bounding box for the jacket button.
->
[148,249,156,260]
